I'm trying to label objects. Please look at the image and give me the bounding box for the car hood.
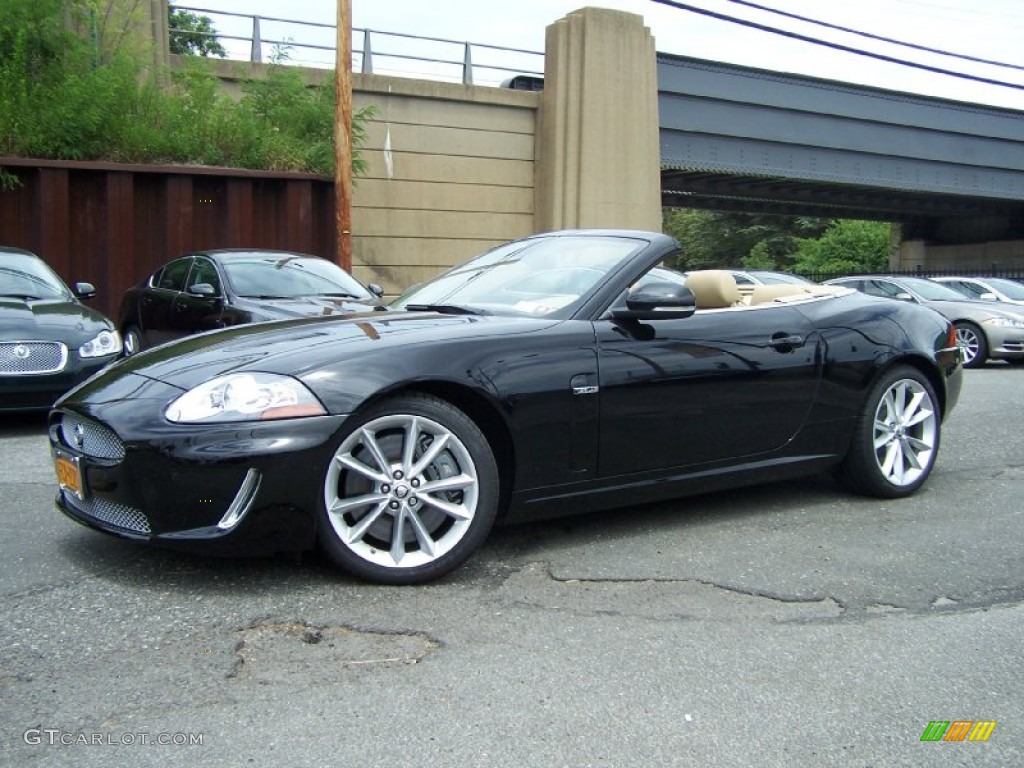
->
[87,310,559,395]
[0,296,113,344]
[233,294,381,318]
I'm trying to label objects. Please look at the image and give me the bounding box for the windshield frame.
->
[390,234,649,319]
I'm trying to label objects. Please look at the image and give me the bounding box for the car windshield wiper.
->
[0,292,43,300]
[241,294,291,300]
[403,303,490,315]
[316,292,361,299]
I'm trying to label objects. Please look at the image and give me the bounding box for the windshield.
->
[222,254,373,300]
[0,252,72,299]
[986,277,1024,300]
[895,276,973,301]
[391,235,644,317]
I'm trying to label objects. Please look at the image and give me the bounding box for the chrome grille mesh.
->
[59,413,125,461]
[61,490,151,534]
[0,341,67,375]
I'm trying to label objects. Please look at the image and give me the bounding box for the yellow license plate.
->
[54,453,84,499]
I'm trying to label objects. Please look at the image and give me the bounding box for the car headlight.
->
[983,316,1024,328]
[79,330,123,358]
[165,373,327,423]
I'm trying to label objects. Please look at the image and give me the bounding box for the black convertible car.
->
[50,230,962,584]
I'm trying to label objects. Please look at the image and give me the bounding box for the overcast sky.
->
[178,0,1024,109]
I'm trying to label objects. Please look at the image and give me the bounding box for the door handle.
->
[769,333,804,351]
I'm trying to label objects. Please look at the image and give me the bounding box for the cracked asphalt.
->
[1,367,1022,767]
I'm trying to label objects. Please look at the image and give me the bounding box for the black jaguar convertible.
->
[49,230,962,584]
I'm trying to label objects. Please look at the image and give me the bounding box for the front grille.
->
[59,413,126,461]
[0,341,67,375]
[61,489,151,534]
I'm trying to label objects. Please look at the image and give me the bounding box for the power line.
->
[721,0,1024,72]
[649,0,1024,91]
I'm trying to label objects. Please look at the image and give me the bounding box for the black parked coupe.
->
[118,249,383,355]
[1,247,122,411]
[51,231,962,584]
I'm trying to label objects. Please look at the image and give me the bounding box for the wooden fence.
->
[0,158,338,321]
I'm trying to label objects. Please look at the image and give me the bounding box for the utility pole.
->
[335,0,353,271]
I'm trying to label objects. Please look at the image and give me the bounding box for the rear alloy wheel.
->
[319,394,498,584]
[836,366,940,498]
[123,326,143,356]
[955,321,988,368]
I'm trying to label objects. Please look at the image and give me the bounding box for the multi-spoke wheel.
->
[318,393,499,584]
[836,366,941,498]
[123,326,143,356]
[955,321,988,368]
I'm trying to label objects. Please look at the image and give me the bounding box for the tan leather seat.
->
[685,270,740,309]
[749,284,812,304]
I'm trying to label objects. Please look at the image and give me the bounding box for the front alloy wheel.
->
[955,322,987,368]
[319,394,498,584]
[837,366,940,498]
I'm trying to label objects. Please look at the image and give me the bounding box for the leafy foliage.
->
[169,9,227,58]
[791,219,891,274]
[0,0,372,176]
[663,208,890,276]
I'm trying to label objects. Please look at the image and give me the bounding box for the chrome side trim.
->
[217,468,262,531]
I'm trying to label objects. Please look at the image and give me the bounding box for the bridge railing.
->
[169,4,545,87]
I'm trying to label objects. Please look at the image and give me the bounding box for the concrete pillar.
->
[534,8,661,233]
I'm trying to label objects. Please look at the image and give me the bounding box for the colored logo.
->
[920,721,996,742]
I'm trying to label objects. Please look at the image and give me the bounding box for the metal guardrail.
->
[170,5,544,87]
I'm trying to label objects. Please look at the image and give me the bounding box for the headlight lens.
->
[165,373,327,423]
[79,330,122,358]
[983,316,1024,328]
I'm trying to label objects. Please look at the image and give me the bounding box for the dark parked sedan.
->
[118,249,383,355]
[51,230,962,584]
[1,247,122,411]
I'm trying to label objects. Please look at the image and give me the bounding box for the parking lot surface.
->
[1,367,1022,767]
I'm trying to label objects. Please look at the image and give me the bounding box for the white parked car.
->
[932,276,1024,308]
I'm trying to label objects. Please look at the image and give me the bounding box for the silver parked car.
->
[824,275,1024,368]
[932,276,1024,309]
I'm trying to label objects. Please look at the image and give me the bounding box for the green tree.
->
[168,9,227,57]
[791,219,891,275]
[662,209,828,270]
[0,0,372,177]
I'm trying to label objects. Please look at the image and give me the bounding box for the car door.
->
[140,257,193,347]
[594,304,821,477]
[170,257,227,339]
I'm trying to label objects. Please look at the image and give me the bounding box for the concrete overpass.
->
[656,53,1024,269]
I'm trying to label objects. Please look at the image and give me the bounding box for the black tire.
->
[123,326,143,356]
[955,321,988,368]
[317,393,499,585]
[836,365,941,499]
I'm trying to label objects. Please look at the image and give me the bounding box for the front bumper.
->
[49,392,348,556]
[0,355,118,412]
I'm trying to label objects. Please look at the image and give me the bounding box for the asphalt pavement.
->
[1,366,1022,767]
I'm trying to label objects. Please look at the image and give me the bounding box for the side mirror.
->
[894,292,916,302]
[367,283,384,298]
[188,283,217,297]
[979,291,998,301]
[612,282,696,320]
[73,282,96,299]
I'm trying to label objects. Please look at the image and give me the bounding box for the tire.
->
[955,321,988,368]
[318,393,499,584]
[836,366,940,499]
[123,326,143,356]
